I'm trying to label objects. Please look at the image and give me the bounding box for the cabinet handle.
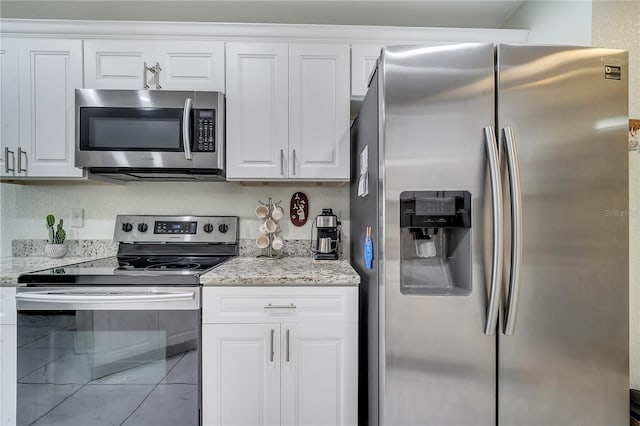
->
[17,147,26,173]
[154,62,162,89]
[292,149,296,176]
[270,328,275,362]
[280,149,285,176]
[285,329,290,362]
[4,148,15,173]
[143,62,150,89]
[264,303,296,309]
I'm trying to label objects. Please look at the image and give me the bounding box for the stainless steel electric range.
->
[16,215,238,426]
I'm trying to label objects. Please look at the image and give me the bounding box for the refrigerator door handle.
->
[483,126,503,336]
[502,126,523,336]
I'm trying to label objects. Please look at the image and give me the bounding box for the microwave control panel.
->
[193,109,216,152]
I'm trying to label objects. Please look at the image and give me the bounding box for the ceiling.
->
[0,1,526,29]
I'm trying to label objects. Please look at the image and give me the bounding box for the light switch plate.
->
[70,208,84,228]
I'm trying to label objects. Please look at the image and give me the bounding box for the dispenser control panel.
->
[400,191,471,228]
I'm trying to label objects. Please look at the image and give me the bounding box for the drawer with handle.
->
[202,286,357,324]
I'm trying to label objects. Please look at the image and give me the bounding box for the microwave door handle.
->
[182,97,193,160]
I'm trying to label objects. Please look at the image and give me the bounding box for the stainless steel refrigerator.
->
[350,43,629,426]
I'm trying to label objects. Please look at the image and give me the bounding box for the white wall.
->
[0,181,349,256]
[504,0,593,45]
[592,0,640,391]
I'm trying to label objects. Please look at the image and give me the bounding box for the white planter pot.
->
[44,243,68,258]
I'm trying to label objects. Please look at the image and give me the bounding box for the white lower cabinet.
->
[202,287,357,426]
[0,288,17,426]
[203,323,281,426]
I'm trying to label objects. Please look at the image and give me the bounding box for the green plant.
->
[46,214,66,244]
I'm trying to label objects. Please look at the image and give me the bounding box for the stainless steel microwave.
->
[75,89,225,181]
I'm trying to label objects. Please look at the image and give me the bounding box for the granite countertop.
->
[200,257,360,286]
[0,256,106,286]
[0,256,360,287]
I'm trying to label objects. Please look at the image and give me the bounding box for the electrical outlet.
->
[70,208,84,228]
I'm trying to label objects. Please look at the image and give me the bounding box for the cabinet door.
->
[18,39,84,177]
[289,44,350,180]
[0,38,19,177]
[225,43,289,180]
[0,288,17,426]
[84,40,155,89]
[281,322,357,426]
[156,41,225,91]
[350,44,383,97]
[203,323,281,426]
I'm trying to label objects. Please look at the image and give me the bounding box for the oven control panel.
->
[114,215,238,244]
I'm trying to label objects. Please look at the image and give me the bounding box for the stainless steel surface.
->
[183,97,193,160]
[318,237,335,253]
[75,89,224,172]
[154,62,162,89]
[484,125,503,336]
[285,328,290,362]
[143,61,150,89]
[16,286,200,311]
[17,147,26,172]
[270,328,275,362]
[315,215,338,228]
[4,147,14,173]
[380,44,496,425]
[497,44,629,426]
[263,303,297,309]
[280,149,285,175]
[292,149,296,176]
[113,215,238,244]
[502,126,522,336]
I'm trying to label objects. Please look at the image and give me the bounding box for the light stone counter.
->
[0,256,105,286]
[200,257,360,286]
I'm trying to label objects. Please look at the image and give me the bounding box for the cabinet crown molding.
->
[0,18,529,44]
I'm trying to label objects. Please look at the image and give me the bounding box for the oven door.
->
[15,287,201,426]
[75,89,224,171]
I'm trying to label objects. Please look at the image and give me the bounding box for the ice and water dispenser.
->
[400,191,472,296]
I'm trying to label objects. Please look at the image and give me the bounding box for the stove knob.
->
[218,223,229,234]
[122,222,133,233]
[203,223,214,233]
[137,223,148,233]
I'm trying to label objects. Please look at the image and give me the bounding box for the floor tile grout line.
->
[17,348,70,382]
[119,351,187,426]
[27,382,88,426]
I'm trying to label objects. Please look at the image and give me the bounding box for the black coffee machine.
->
[312,208,341,260]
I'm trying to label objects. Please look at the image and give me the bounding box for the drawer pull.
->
[264,303,296,309]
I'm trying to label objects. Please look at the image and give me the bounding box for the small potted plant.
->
[44,214,68,258]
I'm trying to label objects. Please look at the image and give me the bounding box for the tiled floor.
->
[16,313,199,426]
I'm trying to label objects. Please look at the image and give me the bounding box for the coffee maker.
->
[312,208,341,260]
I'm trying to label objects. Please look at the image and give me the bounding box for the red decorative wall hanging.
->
[290,192,309,227]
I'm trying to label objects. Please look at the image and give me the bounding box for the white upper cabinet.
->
[289,44,350,180]
[18,39,84,178]
[225,42,289,180]
[226,42,350,181]
[0,38,19,177]
[351,44,383,97]
[84,40,225,91]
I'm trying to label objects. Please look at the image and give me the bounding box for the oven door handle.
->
[182,97,193,160]
[16,291,196,307]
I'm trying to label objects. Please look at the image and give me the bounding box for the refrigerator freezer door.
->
[380,44,497,425]
[497,45,629,426]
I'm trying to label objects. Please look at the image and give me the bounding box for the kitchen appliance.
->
[311,208,341,260]
[350,44,629,426]
[16,215,238,426]
[75,89,225,181]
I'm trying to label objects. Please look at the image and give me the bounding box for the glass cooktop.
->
[18,255,233,286]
